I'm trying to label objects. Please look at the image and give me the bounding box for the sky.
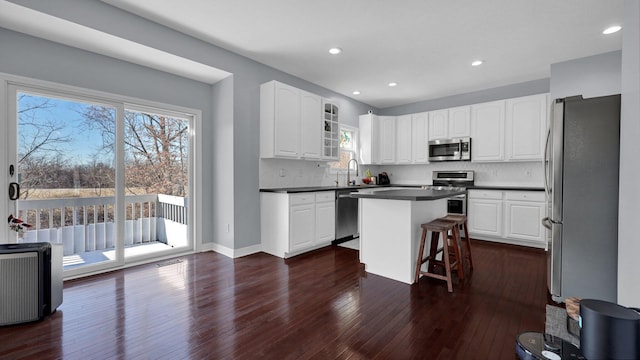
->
[18,92,114,166]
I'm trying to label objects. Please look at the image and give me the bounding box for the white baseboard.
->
[200,242,263,258]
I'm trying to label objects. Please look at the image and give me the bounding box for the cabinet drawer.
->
[315,191,335,202]
[468,190,503,200]
[290,193,315,206]
[505,191,545,202]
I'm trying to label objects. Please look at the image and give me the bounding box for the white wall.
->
[618,0,640,307]
[366,162,543,187]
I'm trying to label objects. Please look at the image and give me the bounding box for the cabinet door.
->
[428,109,449,140]
[379,116,396,164]
[274,83,300,158]
[505,94,548,161]
[290,204,315,251]
[471,100,505,162]
[395,114,412,164]
[505,201,545,243]
[468,199,503,237]
[448,106,471,138]
[315,201,335,244]
[411,112,429,163]
[299,91,321,159]
[359,114,379,164]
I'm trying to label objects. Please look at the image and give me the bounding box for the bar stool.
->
[441,214,474,271]
[414,218,463,292]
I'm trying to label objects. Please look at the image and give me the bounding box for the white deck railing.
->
[17,194,188,256]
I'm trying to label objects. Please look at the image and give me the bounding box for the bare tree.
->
[82,107,188,196]
[17,93,72,199]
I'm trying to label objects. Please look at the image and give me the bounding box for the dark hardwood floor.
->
[0,240,547,360]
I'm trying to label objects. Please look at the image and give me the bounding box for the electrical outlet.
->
[279,168,286,177]
[491,170,498,177]
[525,170,532,177]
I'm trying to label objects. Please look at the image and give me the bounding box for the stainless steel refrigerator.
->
[543,94,621,303]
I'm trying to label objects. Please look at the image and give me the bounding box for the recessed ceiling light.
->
[352,90,361,95]
[388,82,398,87]
[603,25,622,35]
[471,60,484,66]
[328,47,342,55]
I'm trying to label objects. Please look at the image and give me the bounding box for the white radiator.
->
[0,252,40,325]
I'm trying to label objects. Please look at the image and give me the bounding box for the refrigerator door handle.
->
[543,128,551,195]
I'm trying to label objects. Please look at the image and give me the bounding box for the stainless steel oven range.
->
[421,170,474,215]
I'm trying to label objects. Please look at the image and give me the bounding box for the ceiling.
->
[102,0,624,108]
[3,0,626,109]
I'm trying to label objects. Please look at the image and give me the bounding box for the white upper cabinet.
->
[505,94,549,161]
[359,113,379,164]
[300,90,322,159]
[428,107,470,140]
[379,116,396,164]
[428,109,449,140]
[448,106,471,138]
[260,81,300,158]
[471,100,506,162]
[322,101,340,161]
[411,112,429,163]
[395,114,412,164]
[260,80,327,160]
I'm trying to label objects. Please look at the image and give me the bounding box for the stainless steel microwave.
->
[428,137,471,162]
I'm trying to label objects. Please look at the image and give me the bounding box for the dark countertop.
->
[467,185,544,191]
[259,184,391,193]
[350,188,466,201]
[259,184,544,194]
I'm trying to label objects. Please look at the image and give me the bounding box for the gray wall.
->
[550,51,622,100]
[4,0,373,250]
[379,79,550,115]
[618,0,640,306]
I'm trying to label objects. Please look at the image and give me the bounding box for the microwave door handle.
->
[457,139,462,160]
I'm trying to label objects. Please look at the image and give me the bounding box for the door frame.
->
[1,72,203,278]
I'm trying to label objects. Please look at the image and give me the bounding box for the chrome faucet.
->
[347,158,359,186]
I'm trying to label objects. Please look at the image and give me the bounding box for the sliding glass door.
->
[7,83,194,276]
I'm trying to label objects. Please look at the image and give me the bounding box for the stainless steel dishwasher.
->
[334,189,359,243]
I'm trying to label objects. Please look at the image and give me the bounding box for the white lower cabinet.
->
[261,191,335,258]
[504,192,545,244]
[289,200,315,252]
[315,192,336,243]
[468,191,503,237]
[468,189,545,248]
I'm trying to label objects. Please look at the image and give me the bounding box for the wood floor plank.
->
[0,240,548,359]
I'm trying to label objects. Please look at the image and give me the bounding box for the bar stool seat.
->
[441,214,473,272]
[414,218,463,292]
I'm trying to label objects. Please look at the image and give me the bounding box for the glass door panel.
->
[15,91,120,271]
[123,108,191,260]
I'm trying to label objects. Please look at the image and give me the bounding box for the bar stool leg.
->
[450,225,464,280]
[461,220,473,270]
[427,231,439,273]
[414,227,428,283]
[440,229,453,292]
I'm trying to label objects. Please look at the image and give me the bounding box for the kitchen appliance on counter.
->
[423,170,474,215]
[377,172,390,185]
[543,95,621,303]
[428,137,471,162]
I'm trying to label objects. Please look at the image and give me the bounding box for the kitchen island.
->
[351,188,466,284]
